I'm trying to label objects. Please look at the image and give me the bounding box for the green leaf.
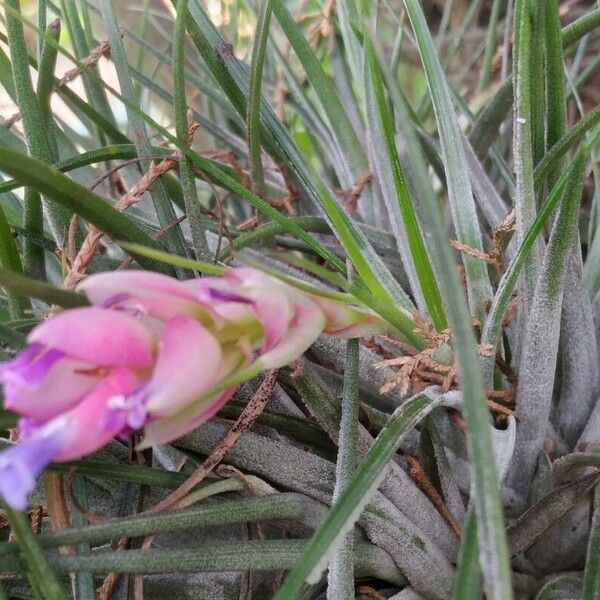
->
[470,7,600,159]
[0,494,318,557]
[479,0,503,91]
[507,149,586,500]
[453,510,482,600]
[481,171,568,375]
[173,0,210,261]
[512,0,539,309]
[401,0,492,324]
[0,267,88,308]
[273,391,445,598]
[364,38,446,330]
[247,0,274,202]
[327,338,359,598]
[1,502,65,600]
[100,0,188,264]
[391,28,513,597]
[508,472,600,557]
[583,489,600,599]
[0,204,29,319]
[1,539,401,584]
[0,148,172,274]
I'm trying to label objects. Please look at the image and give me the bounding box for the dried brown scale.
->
[1,112,21,129]
[336,172,373,214]
[496,352,518,386]
[503,294,519,326]
[355,586,386,600]
[237,215,259,231]
[42,473,73,554]
[58,40,111,88]
[404,455,463,538]
[360,338,397,361]
[64,118,199,290]
[375,311,514,423]
[95,537,129,600]
[29,505,43,535]
[270,162,299,215]
[142,370,279,516]
[451,210,516,274]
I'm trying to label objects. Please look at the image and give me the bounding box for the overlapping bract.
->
[0,268,385,509]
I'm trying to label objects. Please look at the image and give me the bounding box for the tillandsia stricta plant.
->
[2,0,600,599]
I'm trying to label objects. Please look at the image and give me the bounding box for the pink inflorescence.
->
[0,268,385,509]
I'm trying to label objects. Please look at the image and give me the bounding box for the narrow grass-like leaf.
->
[535,575,582,600]
[22,17,60,280]
[508,149,586,501]
[335,0,363,85]
[0,206,29,319]
[326,339,359,599]
[402,0,492,324]
[364,38,446,330]
[507,472,600,557]
[100,0,188,263]
[273,391,445,598]
[2,539,401,584]
[391,37,513,599]
[479,0,503,91]
[0,494,317,554]
[1,503,65,600]
[119,243,225,276]
[247,0,273,201]
[452,510,482,600]
[512,0,539,311]
[36,18,60,161]
[0,267,88,308]
[0,148,172,274]
[528,0,546,166]
[470,7,600,158]
[173,0,210,261]
[5,0,69,253]
[535,105,600,189]
[544,0,567,154]
[481,172,568,374]
[583,488,600,599]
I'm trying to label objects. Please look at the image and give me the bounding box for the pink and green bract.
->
[0,268,385,510]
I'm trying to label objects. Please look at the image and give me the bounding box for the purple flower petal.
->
[0,429,64,510]
[206,287,253,304]
[101,292,133,309]
[0,345,67,408]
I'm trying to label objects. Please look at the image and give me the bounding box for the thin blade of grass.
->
[1,503,65,600]
[273,391,447,598]
[326,339,359,599]
[99,0,189,265]
[583,488,600,599]
[391,28,513,597]
[512,0,539,313]
[247,0,273,202]
[173,0,210,261]
[364,38,446,330]
[401,0,492,324]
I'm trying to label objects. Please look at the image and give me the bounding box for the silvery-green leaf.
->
[508,150,586,506]
[553,251,600,447]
